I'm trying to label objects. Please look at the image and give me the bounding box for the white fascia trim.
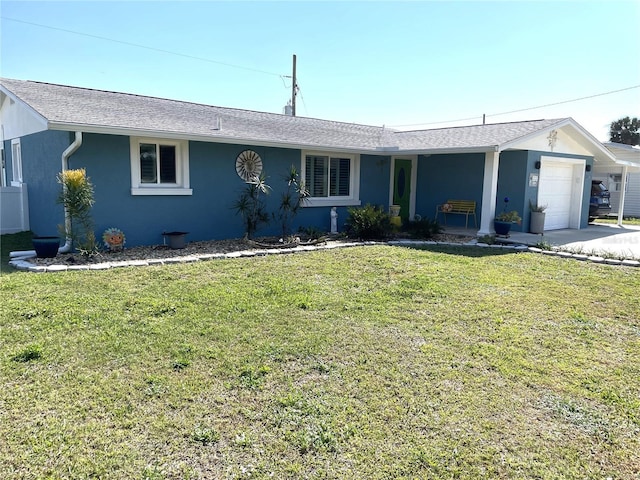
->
[49,122,500,157]
[611,159,640,170]
[500,118,618,163]
[389,146,497,156]
[49,122,378,154]
[0,87,49,132]
[603,142,640,152]
[497,118,571,151]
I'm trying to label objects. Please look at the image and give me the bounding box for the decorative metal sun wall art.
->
[235,150,263,181]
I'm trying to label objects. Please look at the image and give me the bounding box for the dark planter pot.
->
[163,231,188,249]
[494,220,512,237]
[32,236,61,258]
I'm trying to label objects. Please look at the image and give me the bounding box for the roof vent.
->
[212,117,221,130]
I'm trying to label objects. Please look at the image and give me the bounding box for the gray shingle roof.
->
[1,78,567,153]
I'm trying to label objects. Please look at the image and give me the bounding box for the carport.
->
[597,143,640,224]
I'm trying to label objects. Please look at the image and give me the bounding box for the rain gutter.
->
[58,131,83,253]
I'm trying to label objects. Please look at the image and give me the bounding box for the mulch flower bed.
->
[29,234,475,267]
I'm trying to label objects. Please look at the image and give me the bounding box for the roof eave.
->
[0,85,50,133]
[47,121,388,155]
[383,146,497,156]
[49,122,504,156]
[497,118,572,151]
[500,117,619,164]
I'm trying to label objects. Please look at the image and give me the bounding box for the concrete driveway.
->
[443,222,640,259]
[506,223,640,259]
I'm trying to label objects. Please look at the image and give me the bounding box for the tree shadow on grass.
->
[399,244,522,258]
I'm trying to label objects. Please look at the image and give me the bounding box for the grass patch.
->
[1,246,639,478]
[0,231,33,273]
[594,216,640,226]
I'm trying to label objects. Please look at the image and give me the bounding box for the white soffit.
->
[0,90,48,139]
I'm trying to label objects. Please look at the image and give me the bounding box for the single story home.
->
[1,78,634,246]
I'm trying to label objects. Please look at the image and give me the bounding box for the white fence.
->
[0,184,29,234]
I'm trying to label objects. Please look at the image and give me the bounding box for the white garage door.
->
[539,162,574,230]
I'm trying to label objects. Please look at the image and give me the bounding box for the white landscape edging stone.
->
[8,237,640,273]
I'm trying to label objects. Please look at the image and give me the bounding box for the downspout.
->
[58,131,83,253]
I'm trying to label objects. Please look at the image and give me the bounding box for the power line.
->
[490,84,640,117]
[1,16,287,78]
[391,84,640,128]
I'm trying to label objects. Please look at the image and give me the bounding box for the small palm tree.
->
[233,174,271,239]
[276,165,309,239]
[57,168,97,253]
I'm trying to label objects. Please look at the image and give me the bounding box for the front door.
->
[393,158,412,221]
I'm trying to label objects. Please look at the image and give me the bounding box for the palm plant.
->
[233,174,271,239]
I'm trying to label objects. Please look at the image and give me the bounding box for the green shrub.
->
[346,204,392,240]
[403,218,443,239]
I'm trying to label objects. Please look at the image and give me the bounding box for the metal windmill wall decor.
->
[235,150,263,182]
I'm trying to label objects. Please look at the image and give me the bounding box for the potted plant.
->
[32,235,61,258]
[529,201,547,234]
[494,197,522,237]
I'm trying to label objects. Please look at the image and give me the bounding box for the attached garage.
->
[538,156,585,230]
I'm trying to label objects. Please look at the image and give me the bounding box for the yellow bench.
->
[435,200,477,229]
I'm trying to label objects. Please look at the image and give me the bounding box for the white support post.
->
[478,151,500,236]
[617,166,628,227]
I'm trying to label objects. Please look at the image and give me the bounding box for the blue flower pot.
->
[32,236,60,258]
[494,221,512,237]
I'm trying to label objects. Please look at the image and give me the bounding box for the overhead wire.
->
[390,84,640,128]
[295,78,308,116]
[5,16,637,125]
[2,16,288,78]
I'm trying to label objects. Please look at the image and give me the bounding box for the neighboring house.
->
[1,78,634,245]
[599,143,640,217]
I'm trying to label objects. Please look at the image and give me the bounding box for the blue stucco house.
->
[0,78,624,246]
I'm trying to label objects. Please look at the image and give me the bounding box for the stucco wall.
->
[16,130,72,236]
[23,133,393,246]
[526,150,593,229]
[496,151,528,232]
[416,153,485,226]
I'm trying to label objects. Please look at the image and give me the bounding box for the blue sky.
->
[1,1,639,141]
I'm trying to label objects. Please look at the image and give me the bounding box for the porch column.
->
[617,165,629,226]
[478,150,500,236]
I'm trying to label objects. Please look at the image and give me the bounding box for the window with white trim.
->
[11,138,23,186]
[301,152,360,206]
[130,137,192,195]
[610,174,623,192]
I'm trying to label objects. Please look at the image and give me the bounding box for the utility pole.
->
[291,54,297,116]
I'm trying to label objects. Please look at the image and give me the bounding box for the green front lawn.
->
[1,246,638,479]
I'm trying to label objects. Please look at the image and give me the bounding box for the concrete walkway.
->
[445,222,640,259]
